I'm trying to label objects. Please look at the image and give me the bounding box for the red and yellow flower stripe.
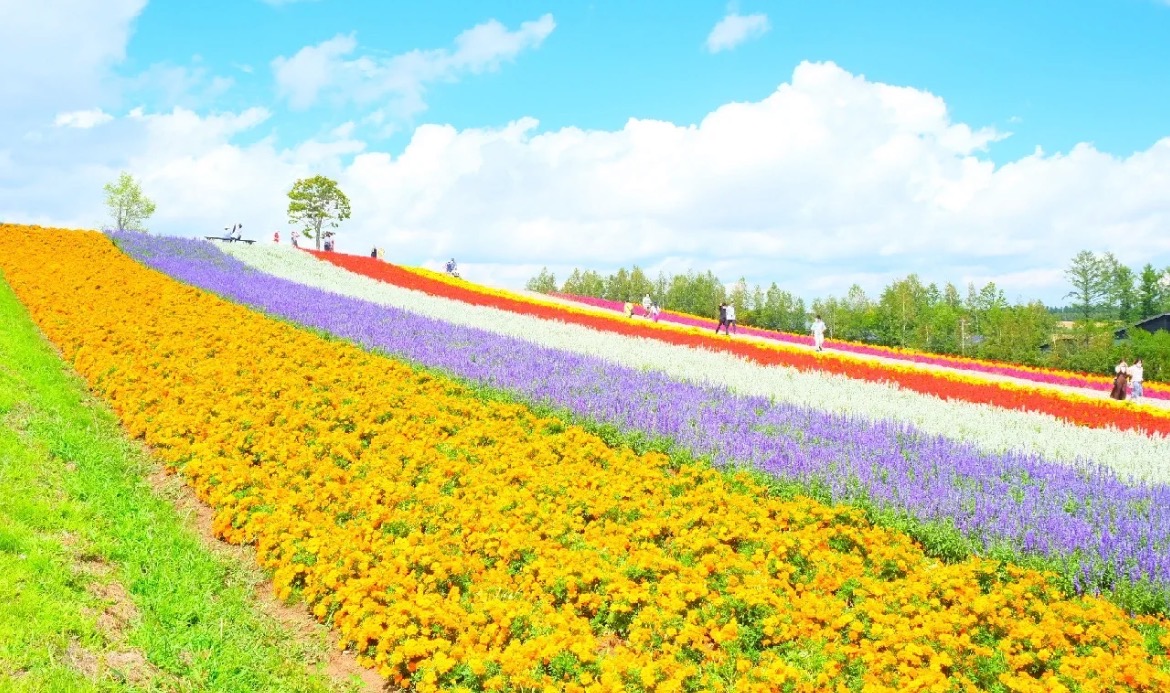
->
[310,251,1170,437]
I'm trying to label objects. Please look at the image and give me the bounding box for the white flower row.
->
[223,243,1170,483]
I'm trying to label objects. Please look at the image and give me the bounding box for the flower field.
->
[550,293,1170,401]
[220,242,1170,481]
[109,234,1170,608]
[4,224,1170,691]
[307,251,1170,438]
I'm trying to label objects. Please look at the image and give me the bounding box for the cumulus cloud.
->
[4,61,1170,305]
[0,0,146,117]
[54,109,114,129]
[271,14,556,116]
[706,11,770,53]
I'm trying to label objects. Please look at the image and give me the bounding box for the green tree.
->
[287,175,351,250]
[103,171,156,233]
[1138,264,1169,319]
[525,267,557,293]
[1064,251,1110,322]
[1108,259,1137,322]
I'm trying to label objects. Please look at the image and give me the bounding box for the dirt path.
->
[517,291,1170,412]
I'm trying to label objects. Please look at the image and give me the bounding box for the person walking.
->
[291,230,300,248]
[724,303,737,335]
[715,302,729,335]
[1110,360,1129,401]
[650,302,661,323]
[370,246,378,258]
[812,314,827,352]
[273,230,280,244]
[642,294,653,315]
[1130,358,1144,401]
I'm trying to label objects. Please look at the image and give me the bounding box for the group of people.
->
[713,303,828,352]
[1110,358,1145,401]
[622,295,663,321]
[715,302,738,335]
[445,258,460,278]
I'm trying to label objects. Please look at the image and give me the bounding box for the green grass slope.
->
[0,274,367,692]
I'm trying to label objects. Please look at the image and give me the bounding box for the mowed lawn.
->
[0,276,367,692]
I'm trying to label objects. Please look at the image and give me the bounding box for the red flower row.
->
[307,251,1170,437]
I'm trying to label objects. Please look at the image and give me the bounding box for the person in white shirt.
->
[1130,359,1144,400]
[724,304,737,335]
[642,294,652,314]
[812,315,827,352]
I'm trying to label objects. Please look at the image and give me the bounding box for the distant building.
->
[1115,313,1170,340]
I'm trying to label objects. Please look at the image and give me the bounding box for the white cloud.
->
[0,0,146,117]
[271,14,556,117]
[706,11,770,53]
[54,109,114,129]
[4,61,1170,306]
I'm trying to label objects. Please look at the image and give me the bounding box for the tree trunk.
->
[315,221,322,250]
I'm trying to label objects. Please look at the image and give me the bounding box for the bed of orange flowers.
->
[3,224,1169,691]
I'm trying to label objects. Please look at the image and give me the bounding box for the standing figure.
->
[273,230,280,244]
[291,230,300,248]
[724,303,737,336]
[1130,358,1144,401]
[1110,360,1129,400]
[715,303,729,335]
[812,315,827,352]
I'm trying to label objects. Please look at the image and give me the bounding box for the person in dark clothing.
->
[1109,368,1129,401]
[715,302,729,335]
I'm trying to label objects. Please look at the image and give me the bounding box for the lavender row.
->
[112,232,1170,595]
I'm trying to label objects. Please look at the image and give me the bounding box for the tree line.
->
[527,255,1170,380]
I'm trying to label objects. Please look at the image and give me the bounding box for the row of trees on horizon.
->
[526,255,1170,380]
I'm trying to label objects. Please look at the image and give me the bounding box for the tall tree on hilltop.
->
[287,175,351,251]
[103,171,156,233]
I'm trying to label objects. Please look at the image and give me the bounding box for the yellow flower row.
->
[2,224,1168,692]
[404,265,1170,422]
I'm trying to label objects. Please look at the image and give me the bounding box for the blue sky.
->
[2,0,1170,303]
[119,0,1170,160]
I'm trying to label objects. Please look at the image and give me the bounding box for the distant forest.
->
[526,252,1170,379]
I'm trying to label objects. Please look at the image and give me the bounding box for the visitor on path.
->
[650,302,661,322]
[812,315,827,352]
[1110,360,1129,400]
[224,223,243,241]
[445,258,460,278]
[273,230,280,244]
[725,304,737,335]
[624,301,635,318]
[324,232,335,252]
[370,246,378,258]
[291,230,300,248]
[1130,359,1144,401]
[715,302,729,335]
[377,247,385,260]
[642,294,652,314]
